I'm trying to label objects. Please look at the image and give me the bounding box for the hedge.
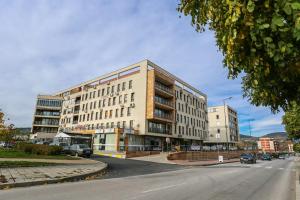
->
[16,143,63,155]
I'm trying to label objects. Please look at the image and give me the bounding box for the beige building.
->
[31,95,63,142]
[206,105,240,148]
[33,60,208,151]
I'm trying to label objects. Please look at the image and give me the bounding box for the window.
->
[90,102,93,110]
[131,93,135,102]
[99,111,103,119]
[120,108,124,117]
[129,120,133,128]
[98,100,101,108]
[105,111,108,119]
[117,122,120,128]
[113,97,116,105]
[111,85,115,93]
[124,94,128,103]
[87,114,90,121]
[98,89,101,97]
[108,98,111,106]
[122,121,126,128]
[95,112,98,120]
[93,91,96,98]
[216,115,219,119]
[115,109,119,117]
[90,112,94,121]
[107,87,110,95]
[102,99,106,107]
[127,107,131,116]
[122,82,126,91]
[129,80,133,89]
[117,84,120,92]
[217,129,220,133]
[93,101,96,109]
[119,95,122,104]
[109,110,113,118]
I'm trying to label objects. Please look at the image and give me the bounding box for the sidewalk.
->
[170,158,240,166]
[294,157,300,200]
[0,157,107,189]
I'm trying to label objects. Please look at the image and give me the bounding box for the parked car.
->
[261,154,272,161]
[278,154,286,159]
[69,144,92,157]
[240,153,256,164]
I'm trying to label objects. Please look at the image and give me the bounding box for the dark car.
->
[70,144,92,157]
[261,154,272,161]
[240,153,256,164]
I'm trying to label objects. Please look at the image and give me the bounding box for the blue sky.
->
[0,0,285,136]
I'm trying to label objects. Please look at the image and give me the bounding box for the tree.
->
[178,0,300,112]
[0,110,15,144]
[282,102,300,139]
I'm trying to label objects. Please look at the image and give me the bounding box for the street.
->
[0,158,296,200]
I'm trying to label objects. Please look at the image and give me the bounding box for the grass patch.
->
[0,161,59,168]
[0,149,79,160]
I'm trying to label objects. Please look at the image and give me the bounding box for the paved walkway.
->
[171,158,240,166]
[128,153,174,164]
[0,158,107,189]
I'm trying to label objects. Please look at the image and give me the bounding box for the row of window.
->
[81,93,135,111]
[176,113,206,129]
[37,99,62,107]
[81,80,133,101]
[61,107,133,124]
[81,120,134,130]
[176,102,206,119]
[177,125,206,138]
[175,90,206,109]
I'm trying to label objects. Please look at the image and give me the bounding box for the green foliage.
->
[293,143,300,153]
[282,102,300,139]
[178,0,300,111]
[15,143,62,155]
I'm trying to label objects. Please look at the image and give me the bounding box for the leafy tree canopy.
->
[282,102,300,139]
[178,0,300,111]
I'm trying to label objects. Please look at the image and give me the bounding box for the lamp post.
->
[247,118,255,150]
[223,97,232,159]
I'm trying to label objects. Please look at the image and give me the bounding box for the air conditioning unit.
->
[130,103,135,108]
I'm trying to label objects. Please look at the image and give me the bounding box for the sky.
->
[0,0,285,136]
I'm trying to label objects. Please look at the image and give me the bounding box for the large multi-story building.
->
[206,105,240,148]
[31,60,208,151]
[257,137,279,153]
[31,95,63,142]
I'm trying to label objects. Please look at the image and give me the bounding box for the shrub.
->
[15,143,62,155]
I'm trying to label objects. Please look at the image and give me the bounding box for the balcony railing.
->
[154,96,173,107]
[75,100,81,105]
[154,112,173,121]
[148,127,171,135]
[74,110,80,114]
[33,121,59,126]
[155,82,173,95]
[73,121,78,124]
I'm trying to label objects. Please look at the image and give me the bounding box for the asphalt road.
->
[91,155,186,179]
[0,158,296,200]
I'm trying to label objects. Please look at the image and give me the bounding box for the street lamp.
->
[223,97,232,159]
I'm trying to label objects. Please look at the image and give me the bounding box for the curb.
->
[0,163,108,190]
[94,152,126,159]
[171,160,240,166]
[296,166,300,200]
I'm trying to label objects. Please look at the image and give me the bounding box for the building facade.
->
[206,105,240,149]
[36,60,208,151]
[31,95,63,142]
[257,137,279,153]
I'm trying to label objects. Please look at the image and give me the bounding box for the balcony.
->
[75,100,81,105]
[154,112,173,121]
[74,110,80,114]
[148,127,171,135]
[154,96,174,110]
[33,121,59,127]
[73,120,78,124]
[155,82,174,97]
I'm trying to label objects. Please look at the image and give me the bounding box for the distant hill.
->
[261,132,287,139]
[240,134,258,141]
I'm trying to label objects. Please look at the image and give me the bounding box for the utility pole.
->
[223,97,232,160]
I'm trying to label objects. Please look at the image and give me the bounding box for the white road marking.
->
[265,166,272,169]
[142,183,185,193]
[278,168,284,170]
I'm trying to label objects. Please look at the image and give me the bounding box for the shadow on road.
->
[91,155,186,179]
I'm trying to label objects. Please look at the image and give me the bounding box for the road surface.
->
[0,158,296,200]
